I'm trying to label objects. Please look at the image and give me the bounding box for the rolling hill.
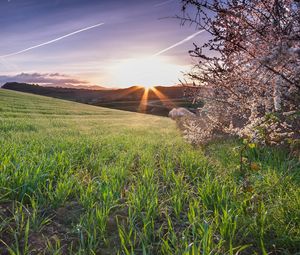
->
[2,82,191,116]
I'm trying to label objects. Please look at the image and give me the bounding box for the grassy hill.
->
[0,89,299,254]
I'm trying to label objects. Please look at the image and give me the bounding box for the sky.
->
[0,0,208,88]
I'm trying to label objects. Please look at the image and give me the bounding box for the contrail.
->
[154,0,175,7]
[153,29,205,57]
[0,22,105,58]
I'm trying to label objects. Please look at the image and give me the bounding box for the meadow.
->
[0,89,299,254]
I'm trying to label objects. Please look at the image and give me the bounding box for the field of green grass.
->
[0,89,299,255]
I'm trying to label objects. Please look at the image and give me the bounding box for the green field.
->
[0,89,299,254]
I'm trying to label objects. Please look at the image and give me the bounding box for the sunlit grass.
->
[0,89,299,254]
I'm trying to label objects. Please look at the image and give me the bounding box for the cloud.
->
[0,72,90,87]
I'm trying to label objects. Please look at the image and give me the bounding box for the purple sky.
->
[0,0,208,88]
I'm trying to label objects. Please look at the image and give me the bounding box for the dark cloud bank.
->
[0,73,105,89]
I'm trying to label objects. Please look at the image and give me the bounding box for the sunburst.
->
[114,84,176,114]
[137,86,176,114]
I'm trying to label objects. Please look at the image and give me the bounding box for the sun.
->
[143,84,154,89]
[110,56,185,88]
[108,55,185,113]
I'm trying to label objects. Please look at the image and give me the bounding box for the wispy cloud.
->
[0,73,89,87]
[0,22,105,58]
[153,29,205,56]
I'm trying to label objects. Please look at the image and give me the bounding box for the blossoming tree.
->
[180,0,300,145]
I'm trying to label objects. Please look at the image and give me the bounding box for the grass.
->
[0,89,299,254]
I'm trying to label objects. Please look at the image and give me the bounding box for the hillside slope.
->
[0,89,299,254]
[2,82,189,116]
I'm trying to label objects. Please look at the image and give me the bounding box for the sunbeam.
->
[151,87,176,109]
[116,86,144,99]
[138,88,150,113]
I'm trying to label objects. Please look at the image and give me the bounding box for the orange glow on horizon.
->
[138,86,176,113]
[117,85,142,98]
[116,85,176,114]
